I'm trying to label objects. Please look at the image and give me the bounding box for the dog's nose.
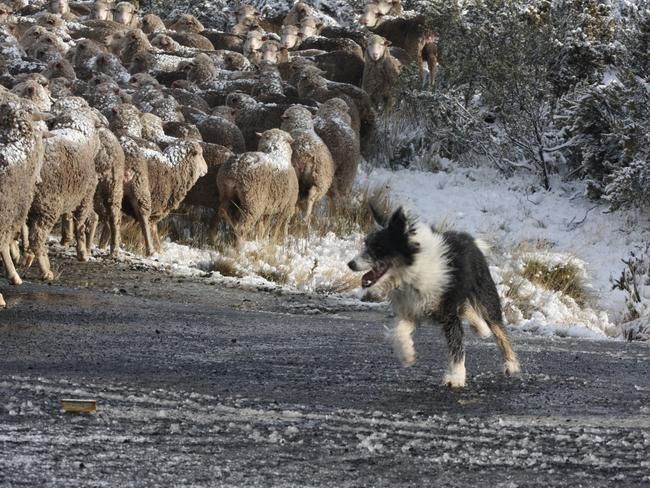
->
[348,260,357,271]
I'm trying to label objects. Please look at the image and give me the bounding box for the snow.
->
[114,163,650,340]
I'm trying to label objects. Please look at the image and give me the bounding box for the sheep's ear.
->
[255,131,262,137]
[384,39,391,46]
[287,135,295,144]
[369,202,388,228]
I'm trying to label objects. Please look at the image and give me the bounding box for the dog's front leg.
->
[390,317,417,367]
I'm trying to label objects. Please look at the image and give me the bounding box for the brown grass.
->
[521,258,590,306]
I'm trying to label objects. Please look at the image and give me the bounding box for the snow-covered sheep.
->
[186,52,217,85]
[10,79,52,112]
[118,28,150,64]
[43,58,76,79]
[362,34,401,111]
[283,2,316,26]
[24,99,103,280]
[280,105,334,221]
[91,126,126,256]
[216,128,298,243]
[90,0,113,21]
[359,0,402,27]
[0,102,46,307]
[194,111,246,153]
[243,26,265,64]
[167,30,214,51]
[121,138,207,255]
[313,97,360,198]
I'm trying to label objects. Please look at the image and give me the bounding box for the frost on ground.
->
[87,163,650,340]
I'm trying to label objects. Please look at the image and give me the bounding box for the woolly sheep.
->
[169,14,204,34]
[91,0,113,21]
[24,99,103,280]
[362,34,402,111]
[280,105,334,221]
[313,97,360,198]
[121,138,207,255]
[141,13,165,33]
[0,102,45,307]
[113,1,139,29]
[194,111,246,153]
[216,128,298,243]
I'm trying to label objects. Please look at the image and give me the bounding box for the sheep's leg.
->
[85,211,99,256]
[427,56,437,87]
[10,240,20,263]
[108,202,122,257]
[303,186,318,224]
[26,213,56,280]
[150,223,161,253]
[0,293,5,308]
[60,213,73,246]
[98,224,110,250]
[73,191,96,263]
[21,224,28,252]
[208,211,221,244]
[1,245,22,285]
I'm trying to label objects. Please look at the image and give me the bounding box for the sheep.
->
[93,52,130,83]
[201,31,245,53]
[10,79,52,112]
[90,0,113,21]
[283,2,316,26]
[186,52,217,85]
[113,1,139,29]
[243,26,264,63]
[359,0,403,27]
[309,49,365,86]
[259,39,282,64]
[0,102,45,307]
[216,128,298,243]
[121,138,207,255]
[193,111,246,153]
[43,58,76,79]
[90,126,126,256]
[24,99,102,280]
[313,97,360,198]
[167,30,214,51]
[48,0,76,21]
[298,36,364,58]
[280,24,300,49]
[362,13,438,85]
[232,5,282,35]
[169,14,204,34]
[299,17,321,39]
[162,121,202,140]
[70,38,106,80]
[280,105,334,221]
[141,13,165,33]
[118,28,150,64]
[226,91,292,150]
[362,34,401,111]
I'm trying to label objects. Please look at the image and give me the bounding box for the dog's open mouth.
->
[362,264,388,288]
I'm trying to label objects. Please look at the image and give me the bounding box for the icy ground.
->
[114,166,649,340]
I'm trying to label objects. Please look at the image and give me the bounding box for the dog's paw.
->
[503,360,521,376]
[442,372,466,388]
[399,348,416,367]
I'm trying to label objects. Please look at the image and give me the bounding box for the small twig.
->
[566,204,599,231]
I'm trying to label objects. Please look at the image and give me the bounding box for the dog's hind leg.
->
[488,320,520,376]
[390,318,417,367]
[462,300,492,338]
[441,313,466,388]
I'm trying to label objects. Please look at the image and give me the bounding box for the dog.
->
[348,206,520,388]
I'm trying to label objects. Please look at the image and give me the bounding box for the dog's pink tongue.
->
[362,269,378,288]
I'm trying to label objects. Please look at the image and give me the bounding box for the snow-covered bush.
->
[611,243,650,340]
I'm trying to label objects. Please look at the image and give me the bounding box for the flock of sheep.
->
[0,0,439,308]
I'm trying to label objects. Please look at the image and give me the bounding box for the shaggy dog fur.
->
[348,206,520,388]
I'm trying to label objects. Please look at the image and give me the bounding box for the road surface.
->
[1,255,649,487]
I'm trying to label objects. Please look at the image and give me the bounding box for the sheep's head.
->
[360,3,383,27]
[257,128,294,154]
[37,13,64,29]
[91,0,112,21]
[170,14,203,33]
[151,33,175,51]
[0,102,33,142]
[299,17,321,39]
[212,105,236,121]
[142,14,164,33]
[281,24,300,49]
[48,0,69,15]
[365,34,390,62]
[225,92,255,110]
[280,105,313,131]
[260,40,280,64]
[181,140,207,177]
[109,103,143,137]
[113,1,138,26]
[235,4,258,24]
[0,3,11,23]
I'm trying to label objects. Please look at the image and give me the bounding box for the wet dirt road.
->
[1,256,649,487]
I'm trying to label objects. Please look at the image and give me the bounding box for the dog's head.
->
[348,206,420,289]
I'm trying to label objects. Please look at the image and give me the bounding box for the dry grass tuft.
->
[521,258,590,306]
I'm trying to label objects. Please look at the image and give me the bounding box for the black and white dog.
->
[348,206,520,388]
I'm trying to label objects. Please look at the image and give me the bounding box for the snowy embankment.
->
[118,165,649,339]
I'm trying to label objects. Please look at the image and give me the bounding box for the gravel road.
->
[1,256,649,487]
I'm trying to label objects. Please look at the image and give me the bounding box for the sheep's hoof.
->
[22,253,35,268]
[41,271,54,281]
[9,274,22,286]
[0,296,6,309]
[77,253,90,263]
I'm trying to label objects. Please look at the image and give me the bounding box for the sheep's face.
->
[257,129,294,154]
[113,2,137,26]
[243,28,264,53]
[187,142,207,177]
[299,18,321,39]
[281,25,300,49]
[152,34,174,50]
[92,1,112,21]
[374,0,397,15]
[226,92,255,110]
[260,41,279,63]
[48,0,69,15]
[38,14,63,28]
[360,4,383,27]
[366,35,390,62]
[0,5,10,23]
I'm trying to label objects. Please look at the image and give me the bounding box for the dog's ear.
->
[388,206,408,233]
[369,202,387,228]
